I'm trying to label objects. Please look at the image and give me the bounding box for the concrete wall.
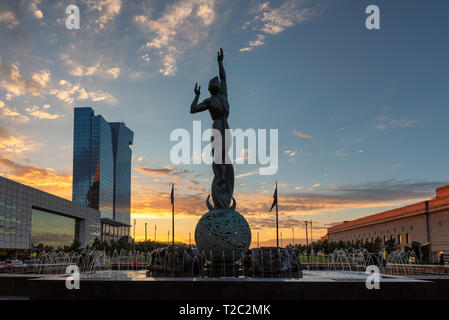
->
[0,176,101,250]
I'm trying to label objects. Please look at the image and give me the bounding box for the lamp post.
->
[292,226,294,247]
[133,219,136,252]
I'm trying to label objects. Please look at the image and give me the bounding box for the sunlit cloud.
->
[0,10,19,29]
[135,167,191,177]
[85,0,122,31]
[0,157,72,200]
[60,54,121,80]
[0,100,30,122]
[29,0,44,20]
[134,0,216,76]
[240,0,319,52]
[292,129,312,139]
[0,61,42,97]
[49,79,117,105]
[25,104,63,120]
[0,126,41,155]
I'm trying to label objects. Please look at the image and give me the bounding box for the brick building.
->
[327,185,449,262]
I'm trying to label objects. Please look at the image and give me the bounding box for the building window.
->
[439,221,442,227]
[398,234,402,244]
[31,208,77,248]
[384,236,387,243]
[406,233,411,244]
[410,226,413,231]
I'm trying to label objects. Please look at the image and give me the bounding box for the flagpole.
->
[171,183,174,246]
[276,181,279,248]
[305,220,309,263]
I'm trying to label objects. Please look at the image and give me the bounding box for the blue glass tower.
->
[110,122,133,226]
[73,107,133,242]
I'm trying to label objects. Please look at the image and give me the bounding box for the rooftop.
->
[328,184,449,234]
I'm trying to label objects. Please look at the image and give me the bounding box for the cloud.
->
[106,67,120,79]
[0,61,42,97]
[335,149,364,157]
[25,104,63,120]
[247,215,329,231]
[60,54,121,79]
[235,170,258,178]
[29,0,44,20]
[306,183,320,191]
[240,0,318,52]
[0,100,30,122]
[0,61,117,105]
[186,180,201,186]
[49,79,117,105]
[372,114,417,130]
[31,70,51,88]
[85,0,122,30]
[134,167,191,177]
[0,158,72,200]
[284,150,296,157]
[292,129,312,139]
[230,179,445,218]
[374,118,418,130]
[0,126,41,155]
[134,0,216,76]
[0,10,19,29]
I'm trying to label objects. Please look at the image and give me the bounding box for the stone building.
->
[327,185,449,262]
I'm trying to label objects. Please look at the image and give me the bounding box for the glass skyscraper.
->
[72,107,133,242]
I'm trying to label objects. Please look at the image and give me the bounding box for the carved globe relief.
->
[195,209,251,262]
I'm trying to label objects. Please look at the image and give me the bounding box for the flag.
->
[269,183,277,212]
[170,183,174,204]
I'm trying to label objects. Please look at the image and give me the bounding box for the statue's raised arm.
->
[217,48,227,97]
[190,83,209,114]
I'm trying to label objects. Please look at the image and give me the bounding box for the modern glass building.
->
[72,107,133,242]
[0,176,100,255]
[110,122,134,225]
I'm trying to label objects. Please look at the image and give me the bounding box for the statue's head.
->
[208,76,220,95]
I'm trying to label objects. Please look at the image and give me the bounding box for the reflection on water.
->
[78,270,422,282]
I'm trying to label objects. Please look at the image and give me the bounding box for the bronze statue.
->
[190,48,235,210]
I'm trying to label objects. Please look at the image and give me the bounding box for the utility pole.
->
[133,219,136,252]
[257,232,260,248]
[305,220,309,263]
[154,224,157,242]
[189,232,191,246]
[168,230,170,244]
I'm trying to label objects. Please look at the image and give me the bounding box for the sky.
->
[0,0,448,246]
